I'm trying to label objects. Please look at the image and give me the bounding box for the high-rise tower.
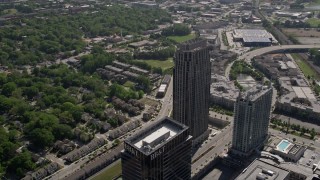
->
[121,117,192,180]
[232,85,273,156]
[173,39,211,144]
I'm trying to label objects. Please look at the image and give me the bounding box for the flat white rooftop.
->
[134,124,178,149]
[292,86,316,100]
[286,61,297,69]
[158,84,167,92]
[293,86,306,99]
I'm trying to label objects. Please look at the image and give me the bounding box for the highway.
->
[225,44,320,82]
[239,44,320,61]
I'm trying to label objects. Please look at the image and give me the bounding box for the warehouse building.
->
[233,29,276,47]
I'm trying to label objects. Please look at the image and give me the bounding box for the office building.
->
[232,85,273,156]
[173,39,211,144]
[121,117,192,180]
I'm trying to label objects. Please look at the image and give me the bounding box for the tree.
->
[1,141,18,161]
[7,151,35,178]
[1,82,17,97]
[161,24,191,36]
[52,124,73,140]
[29,128,54,148]
[113,139,120,147]
[0,73,7,85]
[22,86,39,99]
[136,75,151,92]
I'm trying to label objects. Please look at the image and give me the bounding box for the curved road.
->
[240,44,320,61]
[225,44,320,79]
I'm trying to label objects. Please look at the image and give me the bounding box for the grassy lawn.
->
[308,0,320,6]
[291,54,320,80]
[135,58,174,70]
[167,33,196,43]
[2,9,17,14]
[306,18,320,28]
[123,81,135,88]
[92,160,121,180]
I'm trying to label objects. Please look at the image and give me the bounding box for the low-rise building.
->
[270,139,306,162]
[253,54,299,81]
[232,29,277,46]
[131,2,159,9]
[156,84,167,98]
[129,66,149,75]
[276,76,320,124]
[210,75,239,110]
[235,159,290,180]
[105,65,124,74]
[128,40,157,49]
[113,60,132,70]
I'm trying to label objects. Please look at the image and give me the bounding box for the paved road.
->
[191,117,233,175]
[240,44,320,62]
[156,77,173,119]
[273,114,320,133]
[192,125,232,175]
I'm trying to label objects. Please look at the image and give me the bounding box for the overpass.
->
[240,44,320,61]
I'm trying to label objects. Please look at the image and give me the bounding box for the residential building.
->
[232,85,273,156]
[121,117,192,180]
[173,39,211,144]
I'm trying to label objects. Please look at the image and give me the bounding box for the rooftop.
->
[210,74,239,100]
[239,84,272,102]
[129,66,149,74]
[113,61,131,68]
[235,159,290,180]
[177,38,208,51]
[125,117,188,155]
[234,29,271,38]
[243,37,271,43]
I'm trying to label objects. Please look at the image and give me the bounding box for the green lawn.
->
[308,0,320,6]
[306,18,320,28]
[92,160,121,180]
[292,54,320,80]
[123,81,135,88]
[2,9,17,14]
[135,58,174,70]
[167,34,196,43]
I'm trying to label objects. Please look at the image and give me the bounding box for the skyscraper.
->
[121,117,192,180]
[173,39,211,144]
[232,85,273,156]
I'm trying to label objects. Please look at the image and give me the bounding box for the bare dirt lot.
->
[282,28,320,44]
[282,28,320,37]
